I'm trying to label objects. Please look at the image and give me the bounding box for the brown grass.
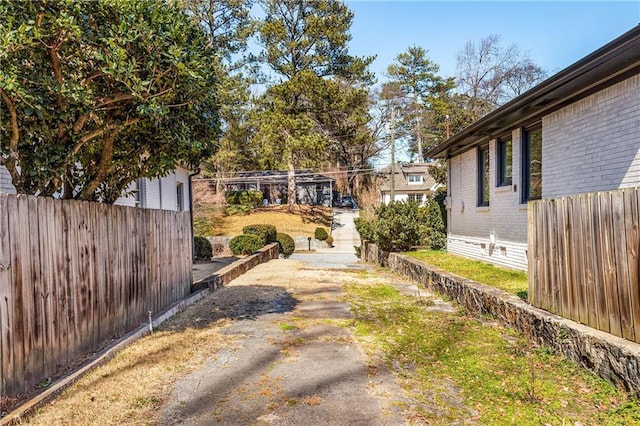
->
[25,319,231,425]
[216,205,332,237]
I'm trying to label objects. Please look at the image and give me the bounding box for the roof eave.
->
[427,24,640,159]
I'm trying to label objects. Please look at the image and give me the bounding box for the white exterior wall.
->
[0,164,189,212]
[0,166,16,194]
[380,192,430,206]
[446,129,528,271]
[114,167,190,211]
[542,74,640,198]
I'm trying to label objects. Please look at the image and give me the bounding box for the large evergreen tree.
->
[255,0,373,206]
[385,46,452,161]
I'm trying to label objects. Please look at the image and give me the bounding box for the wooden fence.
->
[0,194,192,397]
[528,188,640,343]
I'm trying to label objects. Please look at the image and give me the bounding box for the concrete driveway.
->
[291,208,362,269]
[160,256,413,425]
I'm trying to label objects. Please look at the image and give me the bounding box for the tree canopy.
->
[254,0,374,205]
[0,0,219,202]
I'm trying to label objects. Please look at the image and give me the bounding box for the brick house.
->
[426,25,640,271]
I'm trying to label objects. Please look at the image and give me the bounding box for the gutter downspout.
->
[188,167,201,263]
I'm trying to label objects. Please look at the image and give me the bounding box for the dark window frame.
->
[477,145,490,207]
[176,182,184,211]
[522,126,542,202]
[496,137,513,187]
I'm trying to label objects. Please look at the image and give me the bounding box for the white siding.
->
[542,74,640,198]
[447,129,528,271]
[0,164,189,212]
[0,166,16,194]
[447,234,528,271]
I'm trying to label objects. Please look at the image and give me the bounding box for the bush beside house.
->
[355,199,446,252]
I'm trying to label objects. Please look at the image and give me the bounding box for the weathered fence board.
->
[0,194,192,398]
[529,187,640,343]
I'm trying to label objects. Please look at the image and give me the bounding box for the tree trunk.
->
[287,158,297,208]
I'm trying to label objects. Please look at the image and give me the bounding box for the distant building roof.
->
[379,162,440,193]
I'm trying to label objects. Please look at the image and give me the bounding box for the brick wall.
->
[447,129,528,270]
[542,74,640,198]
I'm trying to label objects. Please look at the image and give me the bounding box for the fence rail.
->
[0,194,192,397]
[528,188,640,343]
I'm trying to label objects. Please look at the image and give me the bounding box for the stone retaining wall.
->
[361,241,640,395]
[194,243,279,292]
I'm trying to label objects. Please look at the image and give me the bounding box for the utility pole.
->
[390,106,396,202]
[445,114,450,139]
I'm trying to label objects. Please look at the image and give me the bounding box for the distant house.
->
[378,162,440,205]
[426,25,640,271]
[221,170,336,206]
[0,165,192,212]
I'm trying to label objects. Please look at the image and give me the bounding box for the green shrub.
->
[276,233,295,258]
[354,216,375,241]
[314,227,329,241]
[193,236,212,260]
[325,235,334,247]
[242,224,277,245]
[229,234,263,255]
[225,190,263,207]
[359,202,429,252]
[426,198,446,250]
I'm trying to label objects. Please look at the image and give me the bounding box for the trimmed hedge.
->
[243,224,277,245]
[314,227,329,241]
[229,234,263,255]
[276,233,295,258]
[193,236,212,260]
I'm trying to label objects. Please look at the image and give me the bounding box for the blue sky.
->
[346,1,640,83]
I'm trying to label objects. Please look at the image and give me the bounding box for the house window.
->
[407,174,423,184]
[478,145,490,206]
[408,194,423,204]
[497,138,512,187]
[523,127,542,201]
[176,182,184,211]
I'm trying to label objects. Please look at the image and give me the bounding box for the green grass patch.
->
[279,322,298,331]
[344,282,640,425]
[406,250,528,298]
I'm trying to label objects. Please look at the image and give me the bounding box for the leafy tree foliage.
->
[0,0,219,202]
[385,46,453,161]
[184,0,260,182]
[255,0,374,205]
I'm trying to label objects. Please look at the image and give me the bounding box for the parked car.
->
[339,195,357,208]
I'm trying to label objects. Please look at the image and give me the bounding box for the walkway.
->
[161,259,410,425]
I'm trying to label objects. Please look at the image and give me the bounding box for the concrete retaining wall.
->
[194,243,279,292]
[361,241,640,395]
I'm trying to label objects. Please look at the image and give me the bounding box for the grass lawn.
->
[214,205,332,237]
[344,281,640,425]
[406,250,528,299]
